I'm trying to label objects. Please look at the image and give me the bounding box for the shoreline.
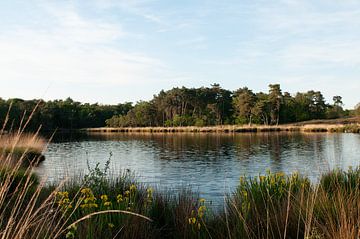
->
[82,123,360,134]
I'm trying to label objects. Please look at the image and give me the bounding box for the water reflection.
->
[37,132,360,205]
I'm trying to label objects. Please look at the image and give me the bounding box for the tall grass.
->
[0,133,46,168]
[0,105,150,239]
[0,133,45,153]
[209,169,360,239]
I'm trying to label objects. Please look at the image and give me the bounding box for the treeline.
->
[0,97,132,131]
[0,84,355,130]
[106,84,350,127]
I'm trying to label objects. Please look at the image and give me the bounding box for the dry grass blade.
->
[55,210,153,238]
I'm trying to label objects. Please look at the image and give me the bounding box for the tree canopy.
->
[106,84,348,127]
[0,84,351,131]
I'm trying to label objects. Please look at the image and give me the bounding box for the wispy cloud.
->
[0,1,168,88]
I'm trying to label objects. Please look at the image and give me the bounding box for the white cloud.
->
[0,1,167,87]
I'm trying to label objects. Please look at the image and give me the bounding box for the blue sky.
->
[0,0,359,108]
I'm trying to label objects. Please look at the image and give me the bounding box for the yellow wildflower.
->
[130,184,137,192]
[101,195,108,202]
[188,217,196,224]
[240,176,245,183]
[147,187,153,194]
[80,188,91,194]
[198,205,206,218]
[116,194,123,203]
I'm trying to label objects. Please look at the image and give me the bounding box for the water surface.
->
[37,132,360,204]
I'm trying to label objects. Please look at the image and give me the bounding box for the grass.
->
[84,116,360,134]
[84,123,360,134]
[0,133,46,153]
[0,133,46,167]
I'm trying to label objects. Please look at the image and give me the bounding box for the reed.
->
[0,133,46,167]
[211,169,360,239]
[0,133,46,153]
[84,123,360,134]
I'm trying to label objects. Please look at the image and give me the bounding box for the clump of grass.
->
[51,181,209,238]
[212,171,311,239]
[206,169,360,239]
[47,158,207,238]
[342,124,360,133]
[0,133,46,167]
[0,133,46,154]
[310,168,360,238]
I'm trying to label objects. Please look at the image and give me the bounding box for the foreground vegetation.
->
[43,167,360,239]
[2,84,359,132]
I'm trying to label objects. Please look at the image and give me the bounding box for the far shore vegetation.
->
[1,84,360,132]
[85,121,360,134]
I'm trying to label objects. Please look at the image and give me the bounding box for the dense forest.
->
[106,84,351,127]
[0,98,132,131]
[0,84,356,131]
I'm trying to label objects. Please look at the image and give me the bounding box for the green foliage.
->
[83,153,111,192]
[194,117,206,127]
[0,84,346,130]
[0,97,133,131]
[233,87,256,125]
[107,84,344,127]
[320,167,360,195]
[222,171,311,238]
[268,84,282,125]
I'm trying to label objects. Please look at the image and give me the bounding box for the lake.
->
[37,132,360,205]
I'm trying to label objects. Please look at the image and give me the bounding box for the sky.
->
[0,0,359,108]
